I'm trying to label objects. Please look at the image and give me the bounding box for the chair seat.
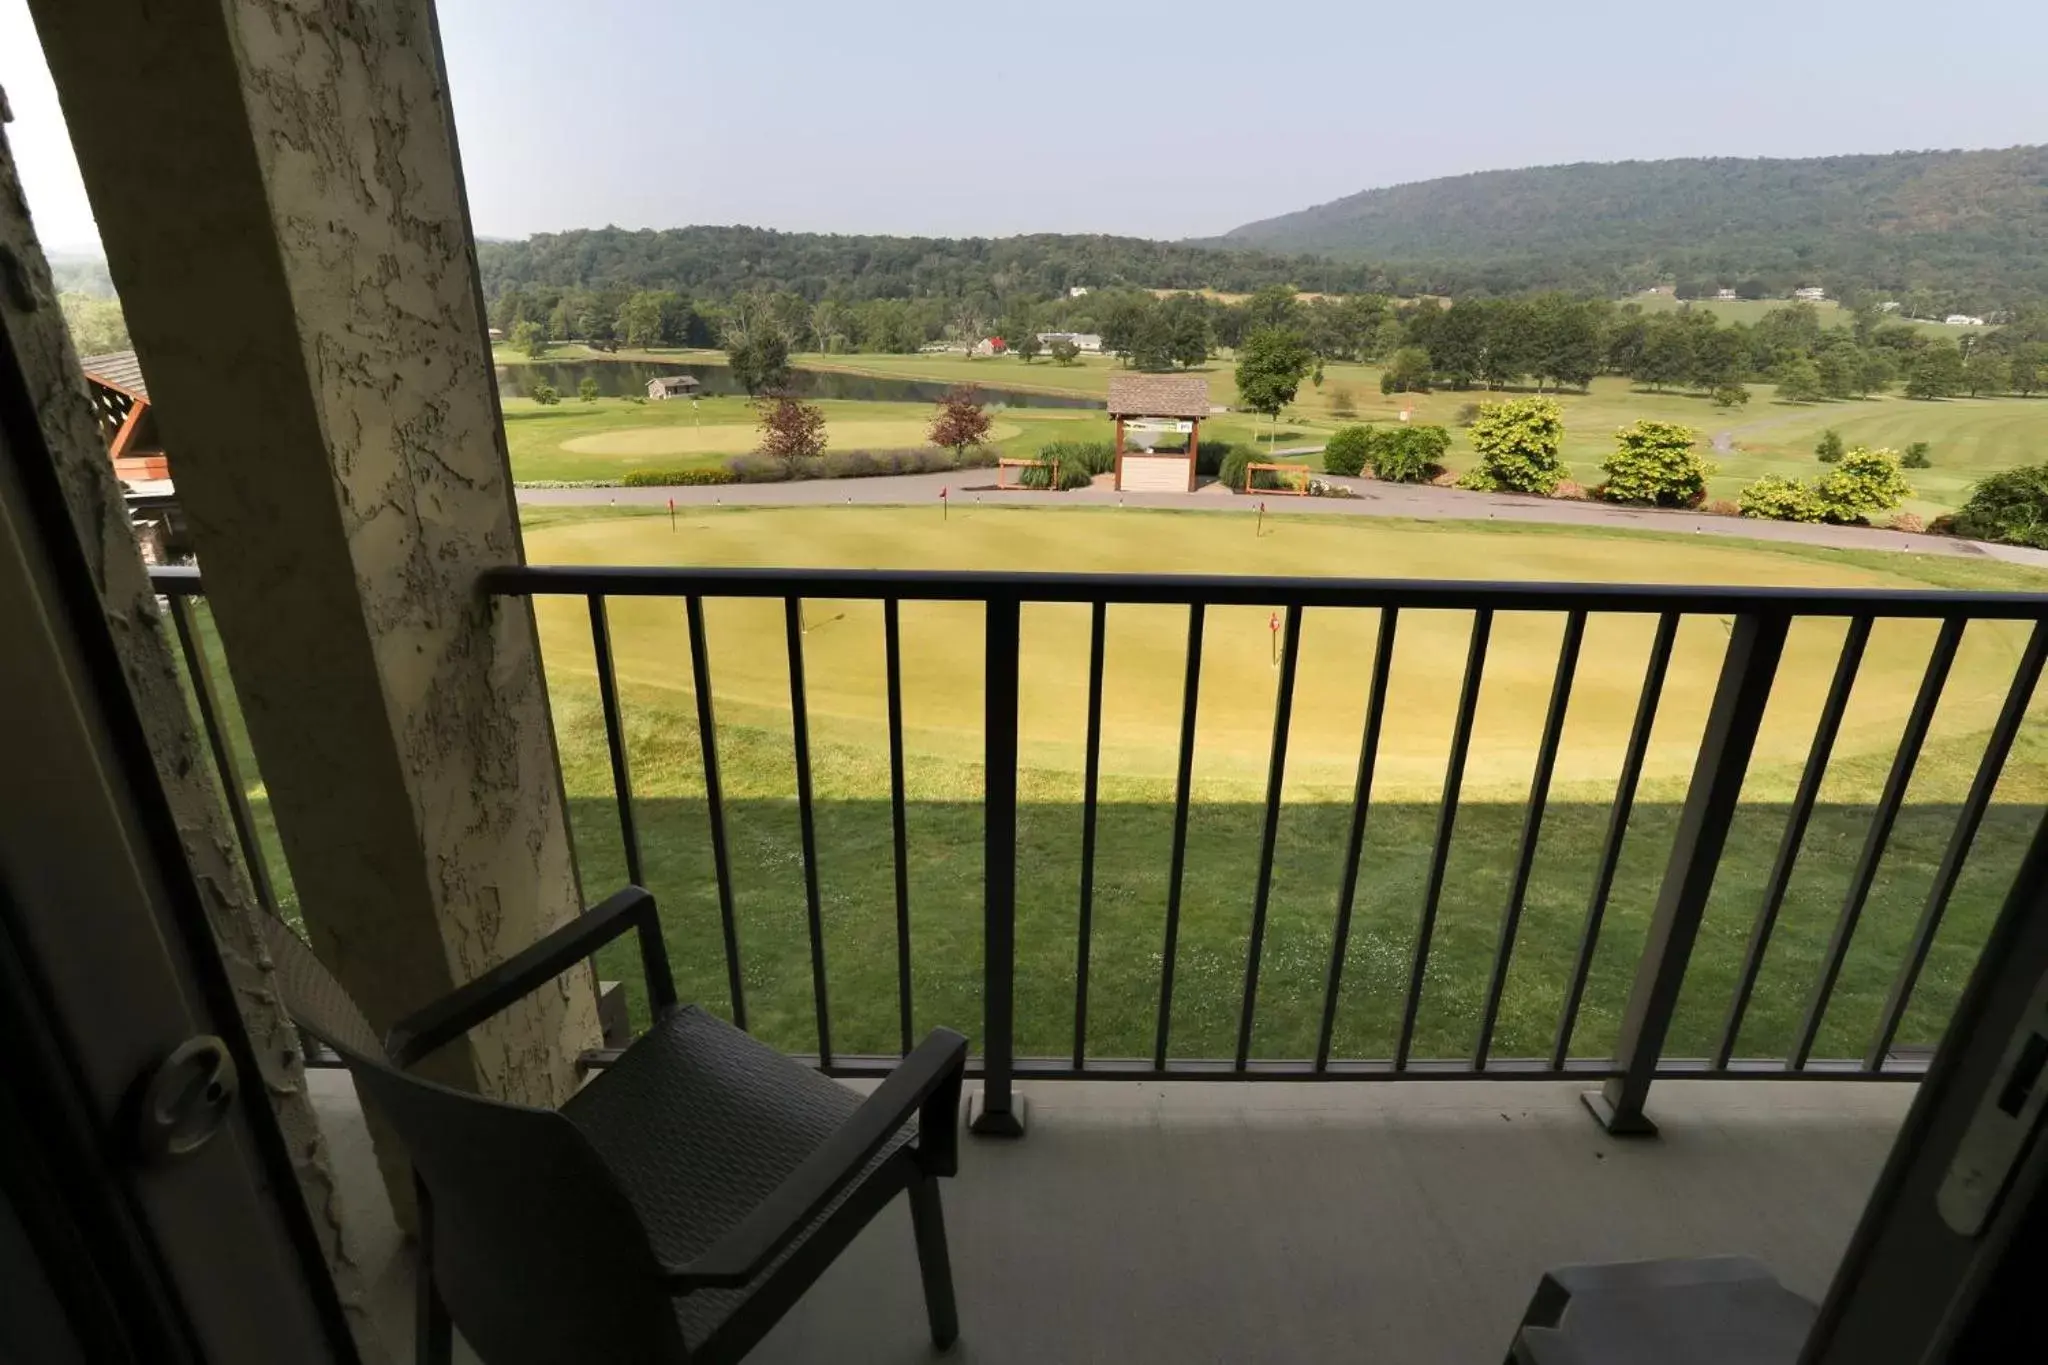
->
[563,1006,914,1349]
[1514,1257,1817,1365]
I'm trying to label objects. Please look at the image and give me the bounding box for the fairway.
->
[503,506,2048,1071]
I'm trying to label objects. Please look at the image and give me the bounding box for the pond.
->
[497,360,1101,409]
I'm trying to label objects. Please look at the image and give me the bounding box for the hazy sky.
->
[5,0,2046,253]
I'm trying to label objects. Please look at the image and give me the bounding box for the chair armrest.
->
[386,886,676,1068]
[666,1027,968,1290]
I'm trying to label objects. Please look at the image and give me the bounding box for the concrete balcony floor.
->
[311,1073,1911,1364]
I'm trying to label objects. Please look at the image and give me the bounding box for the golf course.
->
[498,346,2048,521]
[453,505,2048,1071]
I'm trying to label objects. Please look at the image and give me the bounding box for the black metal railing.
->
[154,564,2048,1133]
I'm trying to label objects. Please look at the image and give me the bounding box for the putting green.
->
[525,507,2042,802]
[561,417,1020,458]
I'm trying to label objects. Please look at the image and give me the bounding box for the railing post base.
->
[1581,1088,1659,1139]
[966,1090,1027,1138]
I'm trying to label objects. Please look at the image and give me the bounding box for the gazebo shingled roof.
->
[1106,373,1209,419]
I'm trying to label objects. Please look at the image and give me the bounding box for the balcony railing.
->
[151,563,2048,1133]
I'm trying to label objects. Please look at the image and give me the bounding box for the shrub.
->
[1554,481,1587,500]
[1813,448,1913,523]
[1889,512,1926,533]
[1711,383,1751,409]
[1328,385,1358,417]
[1600,420,1713,507]
[1739,448,1913,525]
[1321,425,1375,477]
[1739,474,1824,522]
[1703,498,1741,516]
[578,377,601,403]
[1950,464,2048,547]
[1928,513,1959,536]
[1218,448,1302,492]
[1015,458,1093,491]
[1902,441,1933,469]
[529,382,561,406]
[1454,402,1482,427]
[1458,397,1565,494]
[1370,424,1450,483]
[1038,440,1117,478]
[1815,429,1845,464]
[725,453,793,482]
[1195,439,1232,478]
[619,467,737,487]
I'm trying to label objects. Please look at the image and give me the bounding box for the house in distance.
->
[646,373,701,400]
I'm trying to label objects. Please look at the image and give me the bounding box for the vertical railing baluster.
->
[1866,620,2048,1069]
[1553,611,1678,1068]
[1589,611,1788,1135]
[1315,606,1397,1072]
[884,600,914,1057]
[1236,604,1304,1069]
[1714,615,1871,1067]
[168,594,278,914]
[784,597,831,1067]
[971,595,1024,1135]
[1791,616,1964,1069]
[685,596,745,1031]
[1154,604,1206,1070]
[588,596,644,888]
[1474,610,1584,1068]
[1073,601,1107,1070]
[1394,607,1492,1069]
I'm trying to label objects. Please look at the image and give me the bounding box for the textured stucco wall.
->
[27,0,599,1148]
[0,94,388,1363]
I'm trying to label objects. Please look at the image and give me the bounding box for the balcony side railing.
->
[153,564,2048,1133]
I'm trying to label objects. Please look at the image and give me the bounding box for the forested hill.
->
[475,226,1400,303]
[1220,148,2048,308]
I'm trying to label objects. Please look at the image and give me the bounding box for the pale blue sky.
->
[4,0,2046,253]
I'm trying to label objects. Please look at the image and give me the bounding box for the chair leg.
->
[908,1174,959,1350]
[414,1176,453,1365]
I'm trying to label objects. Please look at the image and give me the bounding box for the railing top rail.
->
[147,564,205,596]
[470,564,2048,619]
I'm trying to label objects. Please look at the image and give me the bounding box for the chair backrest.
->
[256,917,689,1364]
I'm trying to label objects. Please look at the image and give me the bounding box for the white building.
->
[1068,285,1091,298]
[1037,331,1103,354]
[1945,314,1987,327]
[1792,286,1827,301]
[1714,289,1738,301]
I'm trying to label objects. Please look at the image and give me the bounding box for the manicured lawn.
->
[179,506,2048,1072]
[500,350,2048,513]
[508,508,2048,1066]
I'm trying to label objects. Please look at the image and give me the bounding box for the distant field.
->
[1627,293,1968,338]
[496,348,2048,513]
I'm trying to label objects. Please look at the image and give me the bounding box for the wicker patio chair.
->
[260,887,966,1365]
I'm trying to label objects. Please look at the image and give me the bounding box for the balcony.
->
[312,1071,1911,1362]
[153,562,2042,1359]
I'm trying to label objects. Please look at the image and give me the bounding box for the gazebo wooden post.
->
[1186,418,1200,491]
[1114,414,1125,488]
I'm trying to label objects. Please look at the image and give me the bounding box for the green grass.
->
[178,506,2048,1070]
[503,351,2048,512]
[509,508,2045,1064]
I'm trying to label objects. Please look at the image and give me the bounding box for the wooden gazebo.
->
[1108,373,1209,492]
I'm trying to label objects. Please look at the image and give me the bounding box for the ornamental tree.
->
[1600,420,1713,507]
[757,394,828,473]
[1458,396,1567,495]
[928,385,993,461]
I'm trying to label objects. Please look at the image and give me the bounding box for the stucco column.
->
[28,0,602,1167]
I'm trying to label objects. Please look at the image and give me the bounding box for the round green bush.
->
[1600,420,1712,507]
[1951,464,2048,547]
[1370,425,1451,483]
[1738,474,1824,522]
[1462,397,1565,494]
[1321,426,1375,477]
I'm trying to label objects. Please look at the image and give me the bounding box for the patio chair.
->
[1506,1255,1816,1364]
[259,886,967,1365]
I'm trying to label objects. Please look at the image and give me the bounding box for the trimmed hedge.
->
[726,446,998,483]
[620,467,737,487]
